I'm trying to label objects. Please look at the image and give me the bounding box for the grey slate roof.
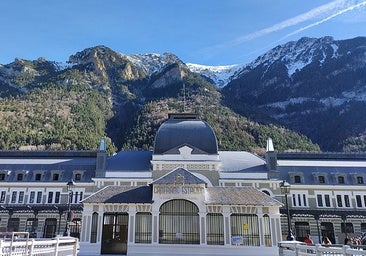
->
[277,152,366,185]
[83,185,280,207]
[152,168,206,185]
[219,151,267,173]
[106,150,152,172]
[0,150,97,183]
[205,186,281,206]
[82,185,153,204]
[154,118,218,155]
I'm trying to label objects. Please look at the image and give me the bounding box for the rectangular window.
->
[357,176,364,184]
[79,192,83,201]
[29,192,35,204]
[206,213,224,245]
[317,195,323,207]
[341,223,354,233]
[337,195,343,207]
[55,192,60,204]
[319,176,325,183]
[361,223,366,233]
[345,195,350,207]
[35,173,41,181]
[298,194,302,206]
[36,192,42,204]
[325,195,331,207]
[0,173,5,180]
[53,173,59,181]
[0,191,6,203]
[317,194,331,207]
[292,193,307,208]
[75,173,81,181]
[18,191,24,203]
[135,213,153,244]
[294,222,310,242]
[48,192,53,204]
[356,195,362,207]
[338,176,345,184]
[230,214,260,246]
[17,173,23,181]
[26,218,38,233]
[294,175,301,183]
[74,192,78,203]
[11,191,17,203]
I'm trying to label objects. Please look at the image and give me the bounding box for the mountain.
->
[1,36,365,153]
[0,46,319,154]
[221,36,366,151]
[186,63,242,88]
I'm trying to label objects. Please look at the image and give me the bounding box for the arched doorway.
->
[101,213,128,255]
[43,218,57,238]
[159,199,199,244]
[321,222,335,244]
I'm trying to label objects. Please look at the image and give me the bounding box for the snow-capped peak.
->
[124,53,165,76]
[123,52,181,77]
[186,63,243,87]
[245,36,339,77]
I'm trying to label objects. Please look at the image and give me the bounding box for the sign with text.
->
[153,185,204,195]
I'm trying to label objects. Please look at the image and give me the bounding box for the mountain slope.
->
[0,46,319,154]
[222,36,366,151]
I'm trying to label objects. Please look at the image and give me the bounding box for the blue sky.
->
[1,0,365,66]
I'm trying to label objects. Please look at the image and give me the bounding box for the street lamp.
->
[280,180,294,241]
[64,179,75,236]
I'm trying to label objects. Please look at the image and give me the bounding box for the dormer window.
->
[0,173,5,181]
[73,171,84,181]
[53,173,59,181]
[294,175,301,184]
[75,173,82,181]
[337,176,345,184]
[318,176,325,183]
[357,176,364,184]
[17,173,24,181]
[289,172,303,184]
[35,173,42,181]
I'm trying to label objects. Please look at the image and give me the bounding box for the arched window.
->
[159,199,199,244]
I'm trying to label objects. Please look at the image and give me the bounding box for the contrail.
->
[231,0,349,45]
[281,0,366,39]
[205,0,366,52]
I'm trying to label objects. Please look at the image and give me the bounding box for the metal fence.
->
[279,241,366,256]
[0,232,78,256]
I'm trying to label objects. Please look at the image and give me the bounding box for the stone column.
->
[222,206,231,245]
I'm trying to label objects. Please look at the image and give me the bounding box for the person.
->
[304,234,313,245]
[344,236,351,245]
[322,235,332,245]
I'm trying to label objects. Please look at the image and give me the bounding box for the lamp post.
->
[64,179,74,236]
[280,180,294,241]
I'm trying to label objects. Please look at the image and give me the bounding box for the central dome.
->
[153,113,218,155]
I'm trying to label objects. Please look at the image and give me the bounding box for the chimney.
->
[96,138,107,177]
[265,138,279,179]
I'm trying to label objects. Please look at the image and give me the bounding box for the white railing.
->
[279,241,366,256]
[0,232,78,256]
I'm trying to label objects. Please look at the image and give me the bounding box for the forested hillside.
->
[0,48,319,154]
